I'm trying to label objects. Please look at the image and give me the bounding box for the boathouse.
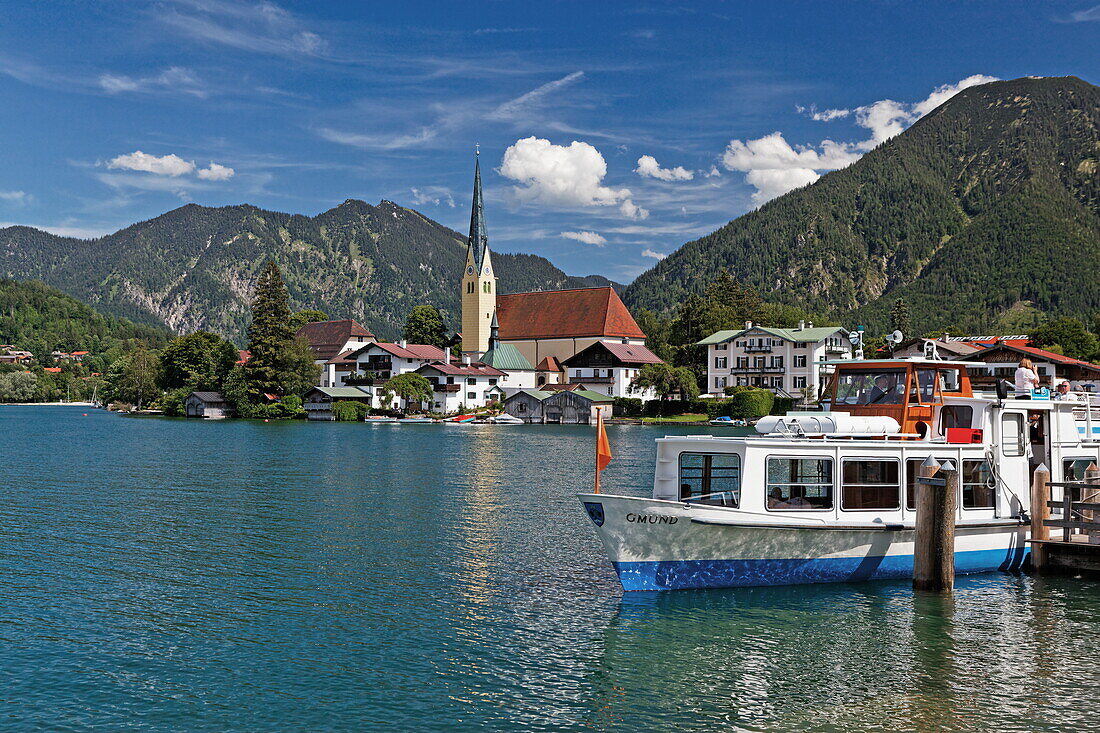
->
[504,388,612,424]
[302,386,373,421]
[185,391,229,418]
[503,389,552,423]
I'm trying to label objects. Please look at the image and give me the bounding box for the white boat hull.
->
[578,493,1029,591]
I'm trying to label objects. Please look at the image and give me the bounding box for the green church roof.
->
[481,342,534,371]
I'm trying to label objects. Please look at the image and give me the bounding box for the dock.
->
[1028,476,1100,574]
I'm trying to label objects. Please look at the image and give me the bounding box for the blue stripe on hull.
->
[612,547,1029,591]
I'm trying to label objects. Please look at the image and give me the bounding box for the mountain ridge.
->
[623,75,1100,333]
[0,199,618,341]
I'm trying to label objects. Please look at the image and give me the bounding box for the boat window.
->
[842,459,900,510]
[1001,413,1025,457]
[833,369,905,406]
[941,369,962,392]
[916,369,938,402]
[962,460,995,509]
[679,453,741,507]
[904,458,951,510]
[766,457,833,510]
[939,405,974,434]
[1064,458,1094,481]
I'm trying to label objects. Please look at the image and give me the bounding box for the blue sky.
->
[1,1,1097,283]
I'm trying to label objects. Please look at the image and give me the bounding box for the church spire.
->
[467,149,489,270]
[489,310,500,351]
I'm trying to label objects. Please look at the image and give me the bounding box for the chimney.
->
[399,338,407,348]
[744,321,753,330]
[943,332,950,343]
[807,321,813,329]
[464,355,472,365]
[798,320,805,331]
[444,350,451,365]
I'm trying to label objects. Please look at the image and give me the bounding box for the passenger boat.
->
[579,358,1100,590]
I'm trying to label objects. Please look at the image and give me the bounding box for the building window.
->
[715,376,727,389]
[842,459,900,510]
[737,357,748,368]
[715,357,728,369]
[794,355,807,368]
[467,282,474,294]
[715,343,727,351]
[517,403,527,412]
[467,392,476,400]
[772,356,783,368]
[489,378,497,386]
[679,453,741,506]
[766,458,833,510]
[467,377,476,385]
[754,357,765,369]
[794,376,807,389]
[771,377,783,388]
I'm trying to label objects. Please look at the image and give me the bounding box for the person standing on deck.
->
[1014,358,1040,396]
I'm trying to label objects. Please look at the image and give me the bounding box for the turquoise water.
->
[2,406,1099,731]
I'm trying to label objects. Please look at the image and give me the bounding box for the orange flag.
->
[595,410,613,493]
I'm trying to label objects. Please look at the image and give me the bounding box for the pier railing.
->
[1044,480,1100,541]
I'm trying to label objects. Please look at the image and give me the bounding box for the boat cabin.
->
[825,359,975,439]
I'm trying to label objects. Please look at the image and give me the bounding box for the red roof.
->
[496,287,645,340]
[71,351,89,356]
[295,319,376,361]
[418,361,506,377]
[535,356,563,372]
[325,349,359,365]
[967,342,1100,372]
[362,342,448,360]
[562,340,665,367]
[236,349,250,365]
[43,367,61,373]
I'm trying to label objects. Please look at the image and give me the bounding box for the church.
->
[459,152,657,391]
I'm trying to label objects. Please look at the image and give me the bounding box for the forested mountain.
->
[0,278,170,359]
[624,76,1100,333]
[0,200,615,341]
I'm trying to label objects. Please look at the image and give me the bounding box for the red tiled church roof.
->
[496,287,645,341]
[295,319,376,361]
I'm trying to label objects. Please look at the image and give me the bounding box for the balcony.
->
[743,344,773,353]
[574,376,615,384]
[433,383,461,393]
[730,365,785,374]
[824,344,848,354]
[364,359,393,371]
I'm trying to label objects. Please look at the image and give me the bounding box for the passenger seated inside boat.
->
[834,369,905,406]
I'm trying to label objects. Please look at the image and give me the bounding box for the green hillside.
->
[0,278,170,358]
[0,200,616,341]
[623,76,1100,333]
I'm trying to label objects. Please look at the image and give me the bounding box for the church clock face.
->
[466,266,474,275]
[483,267,490,275]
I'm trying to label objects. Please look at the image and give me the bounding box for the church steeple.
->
[460,147,497,357]
[467,148,489,270]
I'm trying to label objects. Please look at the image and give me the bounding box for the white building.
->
[560,340,664,399]
[322,340,448,407]
[416,360,508,413]
[697,322,852,399]
[296,319,376,387]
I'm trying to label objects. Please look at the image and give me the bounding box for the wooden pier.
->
[1028,470,1100,574]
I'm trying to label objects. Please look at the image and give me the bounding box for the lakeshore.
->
[3,405,1100,731]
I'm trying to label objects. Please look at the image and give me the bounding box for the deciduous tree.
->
[403,305,449,348]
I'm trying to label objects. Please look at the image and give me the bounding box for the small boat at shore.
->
[448,414,476,423]
[399,417,435,424]
[579,357,1099,591]
[708,416,747,427]
[365,416,398,423]
[487,413,524,424]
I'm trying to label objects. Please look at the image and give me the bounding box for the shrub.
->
[161,387,191,417]
[728,388,774,419]
[613,397,644,417]
[771,396,795,415]
[332,401,369,422]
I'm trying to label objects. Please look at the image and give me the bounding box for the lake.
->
[2,406,1099,731]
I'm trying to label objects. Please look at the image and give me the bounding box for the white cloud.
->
[196,162,235,180]
[410,186,456,208]
[160,0,329,58]
[500,136,648,219]
[704,165,722,178]
[318,126,438,150]
[1068,4,1100,21]
[99,66,207,97]
[635,155,694,181]
[107,151,196,177]
[0,221,115,238]
[561,230,606,246]
[911,74,999,117]
[727,75,999,204]
[0,191,30,205]
[641,248,667,260]
[490,71,584,121]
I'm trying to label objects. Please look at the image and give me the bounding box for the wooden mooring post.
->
[914,457,959,592]
[1030,463,1051,571]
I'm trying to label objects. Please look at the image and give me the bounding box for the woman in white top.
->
[1014,358,1040,395]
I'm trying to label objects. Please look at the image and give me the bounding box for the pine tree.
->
[244,261,295,401]
[889,298,911,337]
